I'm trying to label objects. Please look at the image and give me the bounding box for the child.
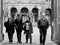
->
[24,17,33,44]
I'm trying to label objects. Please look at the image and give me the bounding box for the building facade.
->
[3,0,51,22]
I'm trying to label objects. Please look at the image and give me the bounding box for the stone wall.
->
[0,0,4,42]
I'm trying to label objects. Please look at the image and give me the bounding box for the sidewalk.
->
[1,26,57,45]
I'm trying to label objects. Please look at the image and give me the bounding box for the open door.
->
[0,0,4,42]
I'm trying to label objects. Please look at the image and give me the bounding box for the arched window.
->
[45,8,51,16]
[21,7,29,13]
[32,8,38,22]
[21,7,29,23]
[21,7,29,16]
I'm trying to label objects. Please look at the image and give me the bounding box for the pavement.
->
[0,26,57,45]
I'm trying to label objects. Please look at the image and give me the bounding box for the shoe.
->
[30,42,32,44]
[9,40,13,43]
[43,43,45,45]
[18,41,22,43]
[25,41,28,43]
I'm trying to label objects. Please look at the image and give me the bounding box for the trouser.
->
[8,32,14,42]
[39,29,47,45]
[26,31,32,43]
[16,29,22,42]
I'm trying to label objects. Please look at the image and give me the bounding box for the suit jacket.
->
[14,18,23,31]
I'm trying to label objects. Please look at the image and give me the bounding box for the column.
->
[57,0,60,44]
[38,8,41,20]
[52,0,60,45]
[0,0,4,42]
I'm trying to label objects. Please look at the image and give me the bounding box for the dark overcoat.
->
[4,20,15,33]
[37,18,49,30]
[14,18,23,32]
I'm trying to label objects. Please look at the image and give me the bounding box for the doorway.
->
[21,7,29,23]
[32,8,38,22]
[45,8,51,25]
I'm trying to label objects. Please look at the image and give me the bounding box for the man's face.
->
[42,15,46,19]
[11,12,17,19]
[11,11,17,15]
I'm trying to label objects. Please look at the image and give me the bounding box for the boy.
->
[24,17,33,44]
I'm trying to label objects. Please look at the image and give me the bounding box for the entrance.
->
[32,8,38,22]
[45,8,51,16]
[21,7,29,16]
[21,7,29,23]
[45,8,51,25]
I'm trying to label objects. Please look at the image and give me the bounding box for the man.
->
[4,18,15,43]
[23,17,33,44]
[37,13,49,45]
[14,14,23,43]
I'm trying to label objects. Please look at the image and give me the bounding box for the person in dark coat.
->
[37,13,49,45]
[4,18,15,43]
[14,14,23,43]
[23,17,33,44]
